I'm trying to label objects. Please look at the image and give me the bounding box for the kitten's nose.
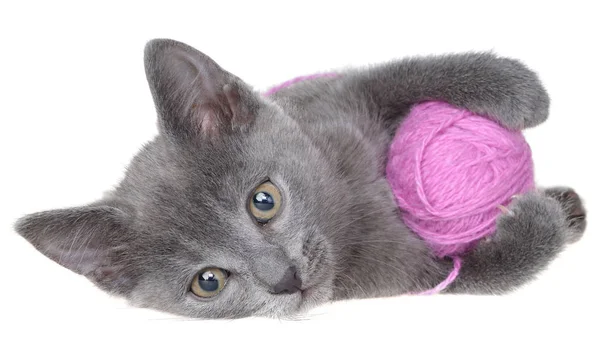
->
[270,266,302,295]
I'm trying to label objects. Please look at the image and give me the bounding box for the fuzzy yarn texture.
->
[387,101,535,293]
[387,101,535,257]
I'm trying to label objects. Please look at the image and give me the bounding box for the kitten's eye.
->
[190,268,228,298]
[249,181,282,223]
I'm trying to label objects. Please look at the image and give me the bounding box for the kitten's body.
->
[15,39,587,319]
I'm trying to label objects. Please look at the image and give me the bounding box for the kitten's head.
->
[15,39,356,318]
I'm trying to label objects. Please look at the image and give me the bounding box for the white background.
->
[1,1,598,336]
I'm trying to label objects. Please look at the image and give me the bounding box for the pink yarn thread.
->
[262,73,338,96]
[419,257,462,295]
[387,101,535,293]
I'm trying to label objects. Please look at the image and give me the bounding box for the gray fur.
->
[14,39,586,319]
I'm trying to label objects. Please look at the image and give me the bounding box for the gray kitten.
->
[15,39,587,319]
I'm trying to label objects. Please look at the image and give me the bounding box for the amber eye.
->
[190,268,228,298]
[249,181,282,223]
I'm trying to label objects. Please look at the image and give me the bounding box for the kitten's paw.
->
[543,187,587,243]
[494,191,567,253]
[466,56,550,130]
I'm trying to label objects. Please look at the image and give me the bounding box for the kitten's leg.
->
[338,52,550,130]
[439,187,586,294]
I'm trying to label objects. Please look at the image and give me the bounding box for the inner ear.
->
[15,205,135,294]
[144,39,259,141]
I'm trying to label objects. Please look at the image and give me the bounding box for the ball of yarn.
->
[386,101,535,258]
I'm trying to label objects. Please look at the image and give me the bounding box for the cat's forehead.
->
[174,108,318,185]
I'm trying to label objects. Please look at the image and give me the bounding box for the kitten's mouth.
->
[300,286,314,299]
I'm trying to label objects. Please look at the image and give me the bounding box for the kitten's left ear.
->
[144,39,260,142]
[14,205,135,294]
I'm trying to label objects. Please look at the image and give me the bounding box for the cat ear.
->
[144,39,259,142]
[14,205,134,294]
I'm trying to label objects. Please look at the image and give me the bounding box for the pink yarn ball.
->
[386,101,535,258]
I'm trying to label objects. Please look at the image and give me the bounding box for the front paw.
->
[461,54,550,130]
[494,192,567,256]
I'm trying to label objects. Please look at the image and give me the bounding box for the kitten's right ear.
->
[144,39,260,142]
[14,205,135,294]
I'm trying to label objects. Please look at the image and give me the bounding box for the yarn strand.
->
[418,257,462,295]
